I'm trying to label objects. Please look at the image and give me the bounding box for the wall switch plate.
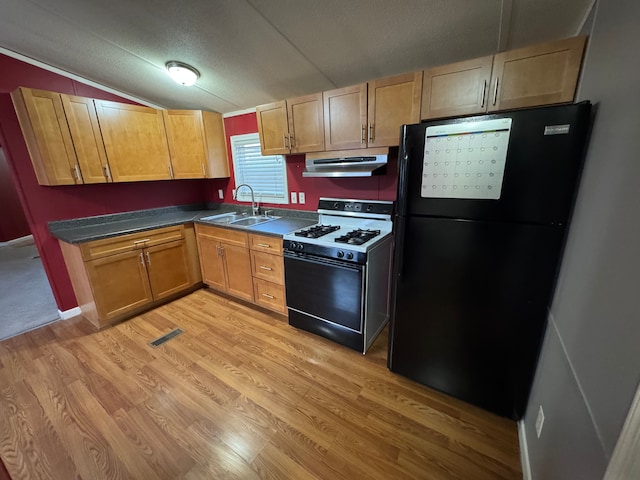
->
[299,192,305,204]
[218,189,224,199]
[535,405,545,438]
[290,192,297,204]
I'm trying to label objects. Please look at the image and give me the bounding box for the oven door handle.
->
[284,251,364,272]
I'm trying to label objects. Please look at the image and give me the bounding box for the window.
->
[230,133,289,204]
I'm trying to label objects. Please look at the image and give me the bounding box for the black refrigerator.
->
[389,102,591,420]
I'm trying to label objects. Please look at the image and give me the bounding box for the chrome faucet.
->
[234,183,259,215]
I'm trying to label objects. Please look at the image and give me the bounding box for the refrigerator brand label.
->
[421,118,512,200]
[544,124,571,135]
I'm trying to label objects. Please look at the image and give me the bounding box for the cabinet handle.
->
[368,123,374,142]
[219,246,224,257]
[492,77,499,106]
[261,293,275,299]
[283,134,289,149]
[139,252,145,267]
[361,124,366,144]
[104,164,112,181]
[133,239,150,245]
[289,134,295,148]
[74,165,82,183]
[146,251,151,266]
[480,80,487,108]
[169,164,174,179]
[201,164,206,177]
[256,243,271,248]
[259,265,273,271]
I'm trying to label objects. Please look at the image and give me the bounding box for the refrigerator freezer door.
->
[389,216,565,419]
[397,102,591,225]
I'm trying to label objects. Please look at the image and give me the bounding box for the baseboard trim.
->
[518,420,533,480]
[58,307,81,320]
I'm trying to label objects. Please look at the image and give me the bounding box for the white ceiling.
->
[0,0,594,114]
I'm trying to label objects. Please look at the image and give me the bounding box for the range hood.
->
[302,148,388,178]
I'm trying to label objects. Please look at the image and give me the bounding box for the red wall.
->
[221,113,398,211]
[0,53,220,312]
[0,146,30,241]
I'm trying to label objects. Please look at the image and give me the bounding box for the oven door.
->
[284,252,364,332]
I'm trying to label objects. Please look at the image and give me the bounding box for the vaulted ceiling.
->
[0,0,594,113]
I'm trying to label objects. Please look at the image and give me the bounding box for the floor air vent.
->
[150,328,184,347]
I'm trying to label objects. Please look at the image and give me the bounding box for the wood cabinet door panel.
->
[490,36,586,111]
[62,94,110,183]
[163,110,207,179]
[222,243,254,301]
[196,235,226,290]
[369,72,423,147]
[256,101,289,155]
[12,87,78,185]
[196,224,247,247]
[250,251,284,285]
[201,111,230,178]
[86,250,153,321]
[145,240,191,300]
[288,93,324,153]
[323,84,367,150]
[253,278,286,314]
[421,56,493,120]
[81,226,184,261]
[95,101,171,181]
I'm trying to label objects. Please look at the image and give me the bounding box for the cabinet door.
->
[253,278,286,314]
[287,93,324,153]
[61,94,111,183]
[256,101,289,155]
[163,110,207,179]
[323,84,367,151]
[11,87,79,185]
[86,250,153,321]
[197,235,226,290]
[95,101,172,181]
[368,72,423,147]
[222,243,254,301]
[145,239,192,300]
[489,36,586,112]
[250,251,284,285]
[201,111,230,178]
[421,56,493,120]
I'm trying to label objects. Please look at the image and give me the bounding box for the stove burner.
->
[335,229,381,245]
[294,224,340,238]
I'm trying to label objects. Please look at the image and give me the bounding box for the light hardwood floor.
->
[0,289,522,479]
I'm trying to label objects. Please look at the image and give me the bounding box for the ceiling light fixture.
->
[165,61,200,86]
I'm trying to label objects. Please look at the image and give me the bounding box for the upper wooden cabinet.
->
[323,73,422,151]
[421,36,587,120]
[162,110,229,179]
[95,101,172,182]
[490,35,587,112]
[256,93,324,155]
[367,72,423,147]
[61,94,112,183]
[323,84,368,151]
[11,87,80,185]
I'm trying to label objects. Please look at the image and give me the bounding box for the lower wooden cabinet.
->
[195,224,254,302]
[249,233,286,314]
[59,224,200,329]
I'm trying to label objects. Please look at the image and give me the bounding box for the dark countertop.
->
[49,203,317,244]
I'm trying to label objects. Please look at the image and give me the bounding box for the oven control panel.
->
[317,198,393,218]
[283,240,367,264]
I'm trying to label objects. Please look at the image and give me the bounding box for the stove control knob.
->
[337,250,345,258]
[297,243,304,251]
[346,252,354,260]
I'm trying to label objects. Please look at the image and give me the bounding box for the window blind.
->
[230,133,288,204]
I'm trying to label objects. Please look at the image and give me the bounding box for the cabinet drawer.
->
[253,278,286,314]
[250,251,284,284]
[80,225,184,261]
[196,224,248,247]
[249,233,283,255]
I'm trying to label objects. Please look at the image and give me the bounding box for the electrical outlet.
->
[299,192,306,204]
[535,405,545,438]
[218,189,224,199]
[290,192,297,204]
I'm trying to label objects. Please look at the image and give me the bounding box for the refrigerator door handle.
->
[393,216,406,279]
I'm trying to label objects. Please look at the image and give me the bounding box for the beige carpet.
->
[0,237,59,341]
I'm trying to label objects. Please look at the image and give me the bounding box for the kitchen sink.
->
[200,212,279,227]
